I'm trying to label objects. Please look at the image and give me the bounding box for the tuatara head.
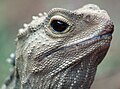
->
[15,4,114,89]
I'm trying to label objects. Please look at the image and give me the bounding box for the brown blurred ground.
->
[0,0,120,88]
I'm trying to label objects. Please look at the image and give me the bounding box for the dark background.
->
[0,0,120,88]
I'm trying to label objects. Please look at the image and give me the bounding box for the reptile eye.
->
[50,20,69,32]
[47,15,73,37]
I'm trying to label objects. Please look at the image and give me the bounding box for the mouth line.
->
[35,33,112,61]
[64,33,112,49]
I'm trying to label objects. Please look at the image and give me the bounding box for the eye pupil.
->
[50,20,69,32]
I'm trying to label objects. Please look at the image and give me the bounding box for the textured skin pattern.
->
[2,4,114,89]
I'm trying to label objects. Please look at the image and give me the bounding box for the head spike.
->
[39,13,43,17]
[43,12,47,16]
[18,28,24,34]
[32,16,39,20]
[17,28,27,39]
[23,23,28,28]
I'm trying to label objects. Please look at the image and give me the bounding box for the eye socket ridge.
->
[49,15,72,34]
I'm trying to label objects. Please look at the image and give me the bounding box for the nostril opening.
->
[99,24,114,35]
[109,28,114,34]
[105,24,114,34]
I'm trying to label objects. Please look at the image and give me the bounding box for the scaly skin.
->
[2,4,114,89]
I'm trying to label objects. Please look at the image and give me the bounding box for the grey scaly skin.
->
[2,4,114,89]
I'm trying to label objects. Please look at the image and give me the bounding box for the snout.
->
[99,20,114,35]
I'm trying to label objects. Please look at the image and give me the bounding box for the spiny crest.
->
[17,12,48,40]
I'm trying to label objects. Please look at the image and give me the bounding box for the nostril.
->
[109,30,114,34]
[104,24,114,34]
[100,22,114,35]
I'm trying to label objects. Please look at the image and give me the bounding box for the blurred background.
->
[0,0,120,88]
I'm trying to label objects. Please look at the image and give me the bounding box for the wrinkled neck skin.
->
[20,56,97,89]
